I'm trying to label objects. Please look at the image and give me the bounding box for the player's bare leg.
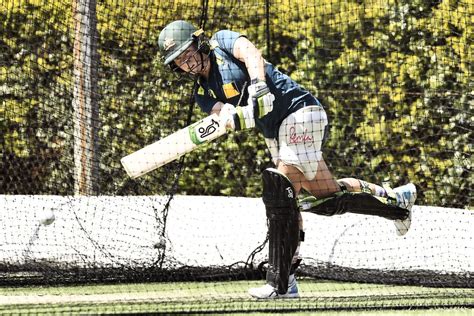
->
[279,156,416,236]
[278,159,340,198]
[335,177,416,235]
[249,106,416,299]
[292,160,416,236]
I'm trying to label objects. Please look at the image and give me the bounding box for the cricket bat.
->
[121,113,227,178]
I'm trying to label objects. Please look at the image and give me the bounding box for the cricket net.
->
[1,0,473,313]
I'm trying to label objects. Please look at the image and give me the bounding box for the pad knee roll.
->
[262,168,300,294]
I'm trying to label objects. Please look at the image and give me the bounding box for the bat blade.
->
[121,113,227,178]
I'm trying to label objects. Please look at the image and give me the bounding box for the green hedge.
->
[0,0,472,208]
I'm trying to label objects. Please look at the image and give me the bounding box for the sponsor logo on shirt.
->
[197,85,205,95]
[209,89,217,98]
[289,126,314,147]
[222,82,240,99]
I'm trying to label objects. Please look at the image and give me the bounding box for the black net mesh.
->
[0,0,472,313]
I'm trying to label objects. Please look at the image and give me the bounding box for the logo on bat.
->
[198,119,220,138]
[190,118,221,145]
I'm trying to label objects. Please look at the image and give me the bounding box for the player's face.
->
[174,45,208,75]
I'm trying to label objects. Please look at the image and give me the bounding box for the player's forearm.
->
[233,37,266,82]
[244,53,266,83]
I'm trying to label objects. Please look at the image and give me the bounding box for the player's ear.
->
[197,40,210,55]
[193,30,211,55]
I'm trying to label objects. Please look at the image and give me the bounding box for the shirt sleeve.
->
[211,30,245,56]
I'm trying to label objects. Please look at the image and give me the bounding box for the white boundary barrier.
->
[1,195,472,277]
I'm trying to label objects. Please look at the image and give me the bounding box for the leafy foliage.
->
[0,0,472,207]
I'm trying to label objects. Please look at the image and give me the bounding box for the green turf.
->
[0,279,472,314]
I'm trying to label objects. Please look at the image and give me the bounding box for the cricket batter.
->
[157,20,417,299]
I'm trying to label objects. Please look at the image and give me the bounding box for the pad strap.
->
[358,180,372,194]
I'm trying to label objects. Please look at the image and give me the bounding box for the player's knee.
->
[261,168,305,239]
[262,168,298,216]
[275,163,304,194]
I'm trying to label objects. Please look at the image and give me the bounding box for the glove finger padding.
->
[247,81,274,118]
[254,92,275,118]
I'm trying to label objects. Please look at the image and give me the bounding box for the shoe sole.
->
[278,293,300,299]
[248,287,300,299]
[249,293,300,299]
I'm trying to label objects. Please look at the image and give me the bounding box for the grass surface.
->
[0,279,473,314]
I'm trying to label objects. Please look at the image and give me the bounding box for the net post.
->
[72,0,100,195]
[265,0,271,57]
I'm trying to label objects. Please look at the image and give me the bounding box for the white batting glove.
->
[235,104,256,130]
[247,80,275,118]
[220,102,256,131]
[219,103,238,130]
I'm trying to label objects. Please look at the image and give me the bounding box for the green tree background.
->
[0,0,472,208]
